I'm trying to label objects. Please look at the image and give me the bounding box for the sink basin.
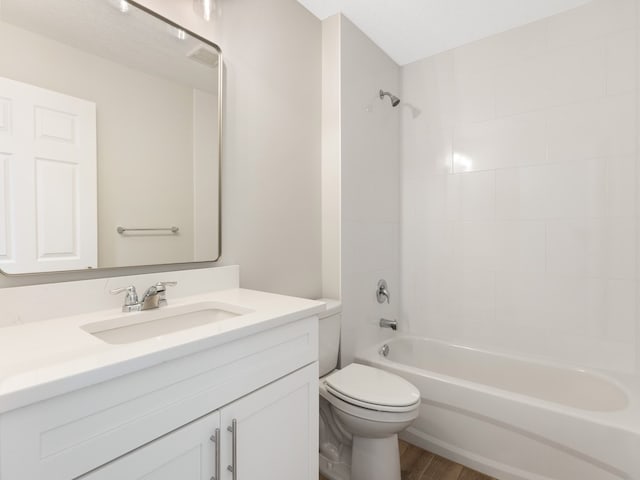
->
[81,301,252,345]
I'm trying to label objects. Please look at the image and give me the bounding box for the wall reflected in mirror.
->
[0,0,221,274]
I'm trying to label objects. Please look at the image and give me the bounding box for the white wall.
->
[401,0,638,373]
[0,0,323,300]
[323,15,400,365]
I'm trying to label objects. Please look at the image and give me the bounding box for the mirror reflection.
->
[0,0,221,274]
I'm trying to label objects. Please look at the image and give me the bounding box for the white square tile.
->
[402,52,456,131]
[547,94,636,163]
[546,218,635,279]
[448,268,496,326]
[406,264,457,334]
[545,40,606,108]
[606,156,636,218]
[342,221,399,275]
[495,160,606,220]
[402,174,438,225]
[496,273,603,334]
[547,0,637,50]
[422,221,456,270]
[341,134,400,223]
[494,54,549,117]
[399,1,640,374]
[453,20,548,77]
[460,170,495,221]
[606,29,637,95]
[603,280,636,342]
[401,129,453,223]
[543,276,603,334]
[546,219,597,278]
[495,41,605,116]
[454,221,497,271]
[495,272,548,328]
[445,173,462,221]
[402,124,453,176]
[494,221,546,274]
[454,69,496,124]
[453,111,547,172]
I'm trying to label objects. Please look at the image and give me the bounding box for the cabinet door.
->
[220,363,318,480]
[79,411,220,480]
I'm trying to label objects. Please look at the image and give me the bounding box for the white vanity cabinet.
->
[79,411,220,480]
[0,316,319,480]
[219,364,318,479]
[80,364,317,480]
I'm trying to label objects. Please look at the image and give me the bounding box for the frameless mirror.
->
[0,0,222,274]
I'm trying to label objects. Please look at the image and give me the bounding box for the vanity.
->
[0,1,323,478]
[0,266,323,479]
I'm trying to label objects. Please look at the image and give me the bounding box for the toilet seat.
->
[324,364,420,413]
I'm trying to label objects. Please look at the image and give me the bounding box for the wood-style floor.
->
[319,439,496,480]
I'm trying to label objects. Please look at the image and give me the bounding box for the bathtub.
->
[356,337,640,480]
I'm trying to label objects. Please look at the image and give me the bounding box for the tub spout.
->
[380,318,397,331]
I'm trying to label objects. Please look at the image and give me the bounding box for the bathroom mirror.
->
[0,0,222,274]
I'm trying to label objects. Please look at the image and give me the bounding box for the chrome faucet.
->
[376,279,390,304]
[110,285,140,312]
[379,318,398,331]
[141,281,177,310]
[111,281,177,312]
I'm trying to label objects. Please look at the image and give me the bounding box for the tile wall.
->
[335,16,401,366]
[400,0,639,372]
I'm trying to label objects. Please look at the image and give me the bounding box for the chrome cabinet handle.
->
[210,428,220,480]
[227,419,237,479]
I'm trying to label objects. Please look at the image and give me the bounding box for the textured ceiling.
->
[297,0,593,65]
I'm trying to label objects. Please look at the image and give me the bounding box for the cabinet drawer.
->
[0,317,317,480]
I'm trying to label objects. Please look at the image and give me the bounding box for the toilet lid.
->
[325,364,420,412]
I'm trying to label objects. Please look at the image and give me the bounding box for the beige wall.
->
[321,15,341,301]
[140,0,323,298]
[0,0,323,299]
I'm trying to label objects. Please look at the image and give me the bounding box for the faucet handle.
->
[110,285,139,307]
[154,281,177,307]
[376,279,390,304]
[154,281,177,291]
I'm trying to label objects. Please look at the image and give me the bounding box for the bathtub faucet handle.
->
[377,279,390,304]
[380,318,398,331]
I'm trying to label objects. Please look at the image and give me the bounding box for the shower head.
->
[379,89,400,107]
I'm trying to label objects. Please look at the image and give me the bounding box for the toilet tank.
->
[317,299,342,377]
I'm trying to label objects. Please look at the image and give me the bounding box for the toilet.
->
[318,299,420,480]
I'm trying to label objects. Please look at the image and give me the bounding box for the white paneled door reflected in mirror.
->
[0,0,222,274]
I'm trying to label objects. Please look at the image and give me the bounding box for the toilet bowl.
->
[317,300,420,480]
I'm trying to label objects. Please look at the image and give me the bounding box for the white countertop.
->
[0,288,325,414]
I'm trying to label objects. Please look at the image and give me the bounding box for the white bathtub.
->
[356,337,640,480]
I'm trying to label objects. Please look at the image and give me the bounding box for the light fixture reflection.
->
[193,0,216,21]
[453,153,473,172]
[168,26,187,40]
[118,0,130,13]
